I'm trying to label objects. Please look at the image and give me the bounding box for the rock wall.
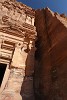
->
[34,8,67,100]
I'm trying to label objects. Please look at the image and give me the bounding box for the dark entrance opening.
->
[0,63,7,86]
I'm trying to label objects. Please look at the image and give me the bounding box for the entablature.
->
[0,22,37,40]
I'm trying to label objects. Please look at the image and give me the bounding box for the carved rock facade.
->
[0,0,36,100]
[0,0,67,100]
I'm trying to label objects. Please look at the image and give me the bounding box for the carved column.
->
[32,18,34,26]
[0,38,2,51]
[0,36,4,53]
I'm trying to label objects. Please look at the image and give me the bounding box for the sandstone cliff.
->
[34,7,67,100]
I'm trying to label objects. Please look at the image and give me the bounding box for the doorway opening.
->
[0,63,7,86]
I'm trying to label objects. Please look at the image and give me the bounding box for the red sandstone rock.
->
[35,8,67,100]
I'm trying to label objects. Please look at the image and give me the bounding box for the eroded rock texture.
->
[0,0,36,100]
[34,8,67,100]
[0,0,67,100]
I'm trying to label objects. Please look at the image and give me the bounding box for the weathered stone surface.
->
[0,0,36,100]
[0,0,67,100]
[35,8,67,100]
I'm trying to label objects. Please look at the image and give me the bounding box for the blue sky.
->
[17,0,67,14]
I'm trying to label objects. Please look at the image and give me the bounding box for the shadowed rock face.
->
[34,8,67,100]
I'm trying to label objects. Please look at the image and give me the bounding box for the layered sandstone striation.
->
[34,8,67,100]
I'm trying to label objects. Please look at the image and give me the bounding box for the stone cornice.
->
[0,27,32,38]
[0,22,36,39]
